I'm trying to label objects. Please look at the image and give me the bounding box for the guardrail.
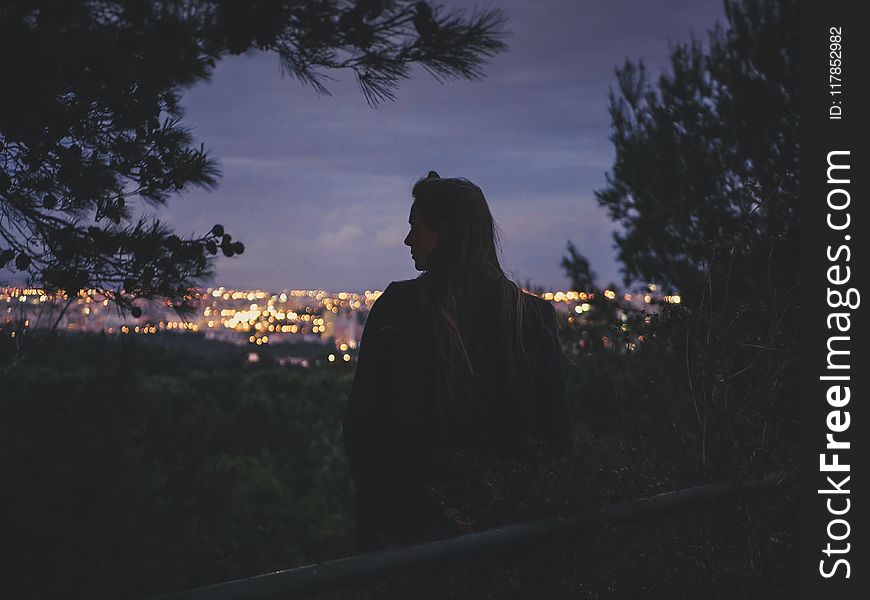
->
[153,474,782,600]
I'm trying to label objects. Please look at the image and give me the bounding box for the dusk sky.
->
[101,1,729,292]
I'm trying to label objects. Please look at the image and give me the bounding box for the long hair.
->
[411,172,532,423]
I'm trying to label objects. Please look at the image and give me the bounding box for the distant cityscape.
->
[1,285,681,364]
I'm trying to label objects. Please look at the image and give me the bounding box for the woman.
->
[342,172,572,551]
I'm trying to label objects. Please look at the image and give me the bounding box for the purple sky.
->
[10,0,728,292]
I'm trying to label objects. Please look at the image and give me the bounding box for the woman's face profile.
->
[404,204,439,271]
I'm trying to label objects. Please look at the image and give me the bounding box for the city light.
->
[1,283,676,365]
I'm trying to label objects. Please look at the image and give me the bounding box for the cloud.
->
[375,224,407,249]
[315,224,364,251]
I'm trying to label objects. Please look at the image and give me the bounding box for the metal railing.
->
[153,474,781,600]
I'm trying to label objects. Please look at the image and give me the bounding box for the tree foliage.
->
[560,240,597,293]
[0,0,507,313]
[596,0,798,299]
[0,335,795,598]
[0,337,356,598]
[565,0,799,476]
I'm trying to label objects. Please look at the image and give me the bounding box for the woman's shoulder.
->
[520,290,557,322]
[520,290,551,308]
[375,278,421,306]
[366,278,422,326]
[383,278,422,295]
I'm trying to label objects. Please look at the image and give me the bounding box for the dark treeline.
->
[0,304,795,598]
[1,338,356,598]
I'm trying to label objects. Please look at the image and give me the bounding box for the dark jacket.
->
[342,275,571,548]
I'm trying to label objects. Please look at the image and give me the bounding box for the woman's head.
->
[402,172,532,423]
[404,172,502,277]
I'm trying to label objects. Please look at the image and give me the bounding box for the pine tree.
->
[0,0,507,314]
[565,0,799,475]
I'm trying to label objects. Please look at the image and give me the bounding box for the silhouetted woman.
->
[342,172,572,551]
